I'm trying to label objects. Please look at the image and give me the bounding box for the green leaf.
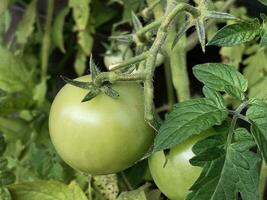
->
[92,174,119,200]
[74,49,87,76]
[117,185,149,200]
[52,7,69,53]
[202,86,226,109]
[69,0,90,30]
[122,0,141,20]
[250,124,267,163]
[154,98,228,151]
[0,45,34,93]
[78,27,93,55]
[193,63,248,93]
[91,0,117,28]
[30,144,75,182]
[233,128,253,142]
[224,84,246,101]
[0,187,12,200]
[0,134,6,156]
[258,0,267,6]
[0,0,11,16]
[247,100,267,162]
[16,0,37,45]
[0,89,6,98]
[260,32,267,47]
[0,92,32,115]
[247,100,267,140]
[8,180,88,200]
[208,19,261,47]
[188,140,261,200]
[0,171,16,186]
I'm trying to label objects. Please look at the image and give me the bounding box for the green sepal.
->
[89,56,101,80]
[81,87,101,102]
[101,84,120,100]
[60,76,93,90]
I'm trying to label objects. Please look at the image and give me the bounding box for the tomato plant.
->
[49,75,154,175]
[0,0,267,200]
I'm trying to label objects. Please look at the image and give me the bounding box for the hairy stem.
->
[186,0,236,51]
[144,2,200,125]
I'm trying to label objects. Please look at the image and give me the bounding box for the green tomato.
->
[155,53,164,67]
[49,75,154,175]
[104,44,133,70]
[148,130,213,200]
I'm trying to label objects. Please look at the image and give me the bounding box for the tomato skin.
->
[148,130,213,200]
[49,76,154,175]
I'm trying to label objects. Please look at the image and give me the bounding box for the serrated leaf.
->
[30,144,75,182]
[187,141,261,200]
[205,11,238,21]
[8,180,88,200]
[16,0,37,45]
[208,19,261,47]
[195,18,206,52]
[74,49,87,76]
[131,11,143,32]
[0,45,34,92]
[247,100,267,140]
[193,63,248,93]
[192,134,225,155]
[202,86,226,109]
[234,128,253,142]
[69,0,90,30]
[250,124,267,163]
[190,147,224,166]
[172,20,192,49]
[61,75,93,89]
[82,88,100,102]
[52,7,69,53]
[224,84,246,101]
[154,98,228,151]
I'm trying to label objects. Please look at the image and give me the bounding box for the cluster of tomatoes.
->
[49,44,210,200]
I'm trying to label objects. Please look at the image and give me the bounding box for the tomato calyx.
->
[61,57,119,102]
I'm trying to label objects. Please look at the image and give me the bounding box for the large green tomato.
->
[148,130,213,200]
[49,76,154,175]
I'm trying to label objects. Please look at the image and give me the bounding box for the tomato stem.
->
[226,101,249,146]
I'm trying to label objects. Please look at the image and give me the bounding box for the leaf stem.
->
[227,101,249,146]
